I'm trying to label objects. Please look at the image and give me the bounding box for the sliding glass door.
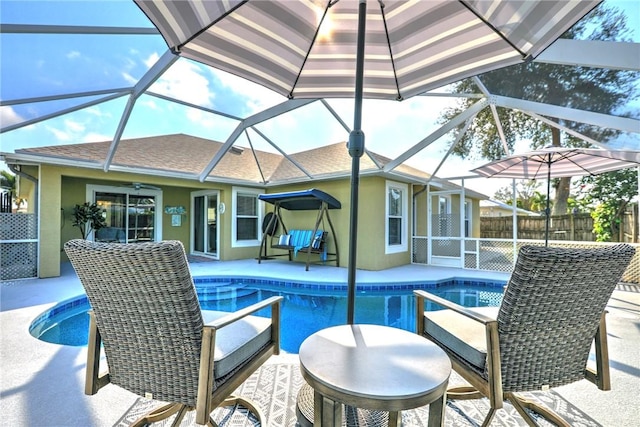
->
[192,191,219,258]
[88,185,162,243]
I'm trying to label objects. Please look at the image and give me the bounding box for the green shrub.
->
[72,202,106,239]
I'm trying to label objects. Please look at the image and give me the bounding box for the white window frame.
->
[438,195,451,237]
[385,180,408,254]
[191,189,220,259]
[231,186,262,248]
[464,198,473,238]
[86,184,163,242]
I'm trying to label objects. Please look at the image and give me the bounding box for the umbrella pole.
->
[545,162,551,247]
[346,0,367,325]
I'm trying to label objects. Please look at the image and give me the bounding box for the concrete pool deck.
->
[1,259,639,426]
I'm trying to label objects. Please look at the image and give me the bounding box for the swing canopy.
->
[258,189,341,211]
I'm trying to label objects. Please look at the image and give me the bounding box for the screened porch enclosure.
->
[411,186,640,284]
[413,189,471,268]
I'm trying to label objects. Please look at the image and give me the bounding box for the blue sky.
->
[1,0,638,196]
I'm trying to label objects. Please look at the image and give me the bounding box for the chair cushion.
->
[201,310,272,379]
[424,307,499,370]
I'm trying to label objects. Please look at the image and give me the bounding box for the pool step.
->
[197,283,258,301]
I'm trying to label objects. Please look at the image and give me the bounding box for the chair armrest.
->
[197,296,283,423]
[414,289,496,324]
[205,296,283,329]
[414,290,503,406]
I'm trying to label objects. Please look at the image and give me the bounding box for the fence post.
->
[570,213,575,241]
[634,205,638,243]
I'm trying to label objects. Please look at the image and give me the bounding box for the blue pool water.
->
[30,277,505,353]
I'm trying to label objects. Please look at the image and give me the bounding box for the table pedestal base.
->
[296,383,391,427]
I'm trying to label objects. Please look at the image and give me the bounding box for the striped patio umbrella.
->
[472,147,640,246]
[134,0,600,323]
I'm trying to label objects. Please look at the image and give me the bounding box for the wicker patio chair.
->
[415,244,635,427]
[64,239,282,427]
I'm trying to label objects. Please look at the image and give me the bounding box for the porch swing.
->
[258,189,341,271]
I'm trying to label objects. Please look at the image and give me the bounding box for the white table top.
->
[298,324,451,412]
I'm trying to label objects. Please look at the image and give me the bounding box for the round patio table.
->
[297,324,451,427]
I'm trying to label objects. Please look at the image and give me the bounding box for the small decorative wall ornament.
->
[164,206,186,215]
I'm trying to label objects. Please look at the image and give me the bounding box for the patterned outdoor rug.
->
[115,361,601,427]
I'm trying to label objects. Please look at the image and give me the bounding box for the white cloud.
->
[84,132,112,143]
[122,72,137,86]
[144,52,159,69]
[185,110,237,138]
[0,106,24,127]
[186,109,209,126]
[148,59,215,108]
[85,107,111,118]
[209,68,285,114]
[45,125,72,142]
[140,99,159,110]
[43,116,98,143]
[66,51,81,60]
[64,119,85,133]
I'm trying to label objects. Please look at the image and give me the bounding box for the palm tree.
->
[529,192,549,214]
[0,170,14,191]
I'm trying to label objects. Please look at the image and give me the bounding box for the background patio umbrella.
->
[134,0,600,323]
[471,146,640,246]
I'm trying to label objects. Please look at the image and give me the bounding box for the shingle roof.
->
[14,133,483,197]
[17,134,280,182]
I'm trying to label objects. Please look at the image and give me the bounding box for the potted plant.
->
[72,202,106,239]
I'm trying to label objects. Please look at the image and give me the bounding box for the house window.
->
[232,187,261,247]
[438,196,451,237]
[464,199,472,237]
[386,181,408,254]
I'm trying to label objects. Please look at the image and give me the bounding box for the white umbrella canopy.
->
[471,147,640,180]
[134,0,600,323]
[471,146,640,245]
[134,0,600,101]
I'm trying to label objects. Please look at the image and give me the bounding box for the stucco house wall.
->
[255,177,414,271]
[3,134,487,278]
[37,169,423,276]
[43,166,272,277]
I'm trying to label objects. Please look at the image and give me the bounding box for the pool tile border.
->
[30,276,507,337]
[193,276,506,293]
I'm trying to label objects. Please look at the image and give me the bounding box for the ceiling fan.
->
[121,182,162,192]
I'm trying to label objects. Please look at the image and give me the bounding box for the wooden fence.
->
[482,210,639,242]
[622,205,638,243]
[481,213,596,241]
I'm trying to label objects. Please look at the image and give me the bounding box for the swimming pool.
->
[30,276,505,353]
